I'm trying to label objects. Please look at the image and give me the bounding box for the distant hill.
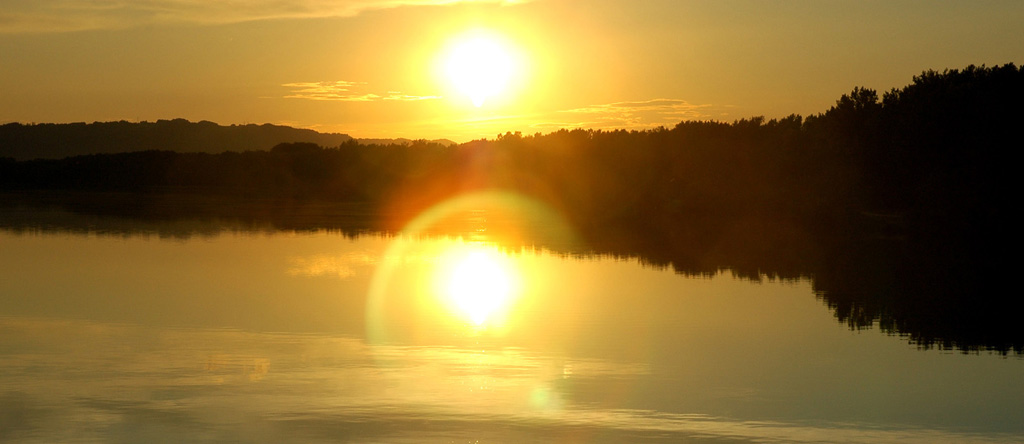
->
[0,119,355,160]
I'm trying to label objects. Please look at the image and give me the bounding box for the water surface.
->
[0,201,1021,443]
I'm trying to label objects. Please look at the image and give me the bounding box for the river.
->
[0,192,1020,443]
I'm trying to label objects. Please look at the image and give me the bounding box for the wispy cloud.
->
[283,81,441,102]
[454,98,714,135]
[0,0,527,33]
[416,98,720,142]
[552,98,713,130]
[286,252,376,279]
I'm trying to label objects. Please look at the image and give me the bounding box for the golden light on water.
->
[435,245,520,326]
[365,191,579,345]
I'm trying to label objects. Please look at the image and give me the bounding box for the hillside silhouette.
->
[0,119,354,160]
[1,63,1021,353]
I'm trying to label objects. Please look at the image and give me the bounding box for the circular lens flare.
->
[365,190,580,345]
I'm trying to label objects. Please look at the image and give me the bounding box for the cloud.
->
[283,81,441,102]
[453,98,713,134]
[415,98,719,141]
[286,252,375,279]
[553,98,713,130]
[0,0,527,33]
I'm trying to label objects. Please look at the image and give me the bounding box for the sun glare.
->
[440,31,523,108]
[436,245,520,326]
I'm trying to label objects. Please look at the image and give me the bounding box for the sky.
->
[1,0,1022,142]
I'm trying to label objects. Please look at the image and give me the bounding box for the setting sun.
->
[440,30,524,108]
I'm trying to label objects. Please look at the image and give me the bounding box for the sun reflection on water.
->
[366,190,579,346]
[435,244,520,326]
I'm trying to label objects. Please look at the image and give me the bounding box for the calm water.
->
[0,197,1021,443]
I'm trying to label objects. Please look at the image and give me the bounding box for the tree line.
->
[4,64,1018,241]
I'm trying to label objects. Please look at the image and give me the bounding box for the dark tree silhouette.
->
[2,63,1021,353]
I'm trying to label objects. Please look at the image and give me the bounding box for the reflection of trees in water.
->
[1,192,1018,355]
[812,234,1019,355]
[580,210,1021,355]
[0,191,373,240]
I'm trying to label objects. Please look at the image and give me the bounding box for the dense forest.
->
[1,63,1020,353]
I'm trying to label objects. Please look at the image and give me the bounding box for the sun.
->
[440,30,523,108]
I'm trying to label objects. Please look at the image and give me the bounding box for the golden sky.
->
[1,0,1022,141]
